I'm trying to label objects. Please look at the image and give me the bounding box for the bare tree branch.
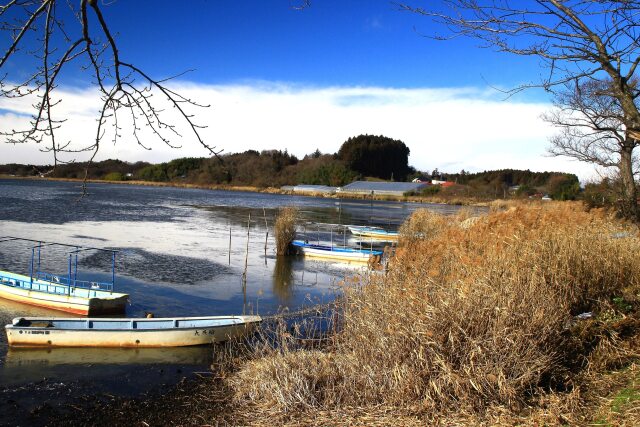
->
[0,0,222,191]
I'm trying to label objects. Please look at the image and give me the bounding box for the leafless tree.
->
[400,1,640,219]
[0,0,221,182]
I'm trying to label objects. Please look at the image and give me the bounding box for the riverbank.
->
[0,175,490,206]
[20,354,640,426]
[226,202,640,425]
[21,201,640,426]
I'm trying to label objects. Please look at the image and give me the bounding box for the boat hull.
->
[292,240,382,263]
[6,316,262,348]
[0,271,128,315]
[348,226,398,240]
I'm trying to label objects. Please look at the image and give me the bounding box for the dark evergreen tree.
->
[337,134,410,180]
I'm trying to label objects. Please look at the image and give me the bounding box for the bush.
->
[274,207,298,256]
[581,179,619,210]
[103,172,124,181]
[420,185,441,196]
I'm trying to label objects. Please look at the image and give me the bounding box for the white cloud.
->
[0,81,598,180]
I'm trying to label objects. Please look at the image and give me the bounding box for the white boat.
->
[291,240,382,263]
[347,226,398,240]
[5,315,262,348]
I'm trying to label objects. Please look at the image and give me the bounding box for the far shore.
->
[0,174,491,206]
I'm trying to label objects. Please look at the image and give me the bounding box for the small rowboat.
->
[0,271,128,315]
[5,315,262,348]
[291,240,382,263]
[0,237,128,315]
[348,226,398,240]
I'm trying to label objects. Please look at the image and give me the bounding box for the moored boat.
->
[0,271,128,315]
[348,225,398,240]
[0,237,128,315]
[291,240,383,263]
[6,315,262,348]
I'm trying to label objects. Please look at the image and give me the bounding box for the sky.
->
[0,0,599,180]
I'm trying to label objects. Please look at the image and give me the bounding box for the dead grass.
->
[274,207,298,256]
[397,208,451,247]
[228,201,640,424]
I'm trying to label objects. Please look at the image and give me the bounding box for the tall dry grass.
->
[274,207,298,256]
[231,202,640,422]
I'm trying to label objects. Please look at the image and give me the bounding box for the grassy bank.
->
[225,202,640,425]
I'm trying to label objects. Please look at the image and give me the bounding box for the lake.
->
[0,178,469,419]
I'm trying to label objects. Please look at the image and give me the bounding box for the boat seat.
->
[29,321,54,328]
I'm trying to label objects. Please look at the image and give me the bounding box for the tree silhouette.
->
[337,134,410,180]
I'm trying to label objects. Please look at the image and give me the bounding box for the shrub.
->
[274,207,298,256]
[103,172,124,181]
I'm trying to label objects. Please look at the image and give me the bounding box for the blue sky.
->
[62,0,539,92]
[0,1,595,179]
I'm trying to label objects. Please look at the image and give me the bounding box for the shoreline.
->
[0,175,490,206]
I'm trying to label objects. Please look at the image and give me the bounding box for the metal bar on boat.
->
[343,225,346,248]
[29,248,34,289]
[37,242,41,275]
[111,252,116,293]
[74,248,78,287]
[68,254,72,295]
[2,237,119,255]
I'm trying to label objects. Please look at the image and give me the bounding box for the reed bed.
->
[229,202,640,424]
[274,206,298,256]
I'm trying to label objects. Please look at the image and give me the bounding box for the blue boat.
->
[0,237,129,315]
[291,240,383,263]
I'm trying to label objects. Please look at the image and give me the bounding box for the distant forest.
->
[0,134,580,200]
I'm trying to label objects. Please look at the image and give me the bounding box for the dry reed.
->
[230,202,640,424]
[274,207,298,256]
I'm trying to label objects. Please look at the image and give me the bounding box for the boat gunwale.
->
[6,316,263,333]
[0,270,129,300]
[348,226,398,236]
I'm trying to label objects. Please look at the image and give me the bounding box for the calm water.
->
[0,178,469,418]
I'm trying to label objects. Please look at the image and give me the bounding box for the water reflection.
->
[4,346,212,367]
[273,256,294,301]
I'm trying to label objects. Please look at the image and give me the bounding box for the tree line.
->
[0,134,580,200]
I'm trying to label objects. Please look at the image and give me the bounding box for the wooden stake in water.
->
[228,227,232,266]
[242,213,251,314]
[263,207,268,265]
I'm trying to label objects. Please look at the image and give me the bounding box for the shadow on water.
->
[83,248,232,286]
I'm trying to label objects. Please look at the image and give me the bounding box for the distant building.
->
[337,180,427,196]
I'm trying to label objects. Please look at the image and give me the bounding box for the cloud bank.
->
[0,81,597,180]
